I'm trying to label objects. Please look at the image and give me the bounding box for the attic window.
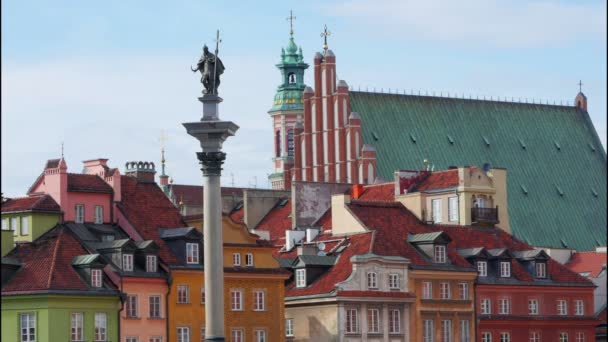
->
[555,185,564,196]
[91,269,102,287]
[520,184,528,195]
[592,189,598,197]
[482,136,490,147]
[447,135,454,145]
[434,245,447,263]
[372,132,379,141]
[295,269,306,288]
[554,141,561,150]
[519,139,526,150]
[588,143,596,152]
[410,134,417,143]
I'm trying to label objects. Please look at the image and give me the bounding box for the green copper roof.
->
[350,91,607,251]
[269,35,308,113]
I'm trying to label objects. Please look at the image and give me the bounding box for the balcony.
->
[471,206,499,226]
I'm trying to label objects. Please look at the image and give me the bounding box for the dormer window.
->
[91,269,102,287]
[295,269,306,288]
[500,261,511,277]
[123,254,134,271]
[146,255,157,273]
[367,272,378,289]
[477,261,488,276]
[389,274,400,289]
[94,205,103,224]
[535,262,546,278]
[186,243,199,264]
[434,245,447,263]
[75,204,84,223]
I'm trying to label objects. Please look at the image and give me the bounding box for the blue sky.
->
[2,0,606,196]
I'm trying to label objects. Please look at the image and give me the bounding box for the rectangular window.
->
[20,217,29,235]
[500,332,510,342]
[499,298,510,315]
[460,320,470,342]
[500,261,511,277]
[177,327,190,342]
[245,253,254,266]
[478,261,488,276]
[177,285,189,304]
[186,243,199,264]
[200,328,205,341]
[123,254,134,272]
[458,282,469,300]
[481,298,491,314]
[11,217,18,235]
[440,282,451,299]
[422,281,432,299]
[441,319,452,342]
[230,329,243,342]
[295,269,306,288]
[367,308,380,333]
[254,329,267,342]
[576,332,585,342]
[75,204,84,223]
[346,308,359,333]
[528,299,539,315]
[126,295,138,318]
[91,269,102,287]
[434,245,447,263]
[432,199,442,223]
[423,319,434,342]
[389,309,401,334]
[94,205,103,224]
[254,290,265,311]
[367,272,378,289]
[149,295,161,318]
[71,312,84,342]
[150,338,162,342]
[389,274,400,289]
[146,255,157,273]
[231,290,242,311]
[560,332,569,342]
[448,197,459,222]
[232,253,241,266]
[481,332,492,342]
[575,300,584,315]
[201,287,205,304]
[20,313,36,342]
[94,313,107,342]
[1,218,7,230]
[535,262,546,278]
[558,300,568,315]
[285,319,294,337]
[126,338,138,342]
[529,331,540,342]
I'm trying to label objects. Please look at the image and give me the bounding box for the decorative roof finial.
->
[286,10,296,37]
[159,130,168,176]
[321,24,331,54]
[61,141,64,159]
[578,80,583,93]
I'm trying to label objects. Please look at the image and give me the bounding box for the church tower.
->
[268,14,309,190]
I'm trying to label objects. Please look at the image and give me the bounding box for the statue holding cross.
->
[192,30,225,95]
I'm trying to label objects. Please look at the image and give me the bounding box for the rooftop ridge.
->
[46,227,63,288]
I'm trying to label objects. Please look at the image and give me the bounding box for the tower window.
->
[275,130,282,157]
[287,129,294,157]
[288,73,296,84]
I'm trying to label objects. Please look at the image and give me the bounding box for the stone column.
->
[184,94,239,341]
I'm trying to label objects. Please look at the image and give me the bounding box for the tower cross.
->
[61,141,64,158]
[320,24,331,53]
[286,10,296,36]
[578,80,583,93]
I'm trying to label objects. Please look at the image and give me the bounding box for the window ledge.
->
[124,316,141,320]
[147,317,164,320]
[176,302,191,305]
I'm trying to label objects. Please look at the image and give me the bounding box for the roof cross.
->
[321,24,331,53]
[286,10,296,36]
[61,141,64,158]
[578,80,583,93]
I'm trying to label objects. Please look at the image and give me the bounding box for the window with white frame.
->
[481,332,492,342]
[458,282,469,300]
[477,261,488,276]
[499,332,510,342]
[20,313,36,342]
[535,262,546,278]
[441,319,452,342]
[422,281,433,299]
[440,282,451,299]
[177,285,189,304]
[434,245,447,263]
[367,272,378,289]
[448,197,459,222]
[576,332,585,342]
[285,319,294,337]
[91,269,102,287]
[232,253,241,266]
[94,312,107,342]
[481,298,491,314]
[245,253,254,266]
[186,243,199,264]
[20,217,29,235]
[345,308,359,333]
[423,319,434,342]
[126,338,138,342]
[460,320,470,342]
[200,287,205,304]
[575,300,584,315]
[558,300,568,315]
[150,337,162,342]
[367,308,380,333]
[94,205,103,224]
[146,255,157,273]
[253,290,265,311]
[149,295,161,318]
[1,218,7,230]
[231,329,244,342]
[389,309,401,334]
[499,298,510,315]
[432,199,442,223]
[389,274,400,289]
[75,204,84,223]
[71,312,84,342]
[295,269,306,288]
[529,331,540,342]
[200,327,205,341]
[231,289,243,311]
[559,332,569,342]
[528,299,539,315]
[10,217,18,236]
[123,254,133,272]
[500,261,511,277]
[254,329,267,342]
[126,295,138,318]
[177,327,190,342]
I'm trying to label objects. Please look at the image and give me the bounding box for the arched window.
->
[275,130,281,157]
[287,129,294,157]
[288,73,296,84]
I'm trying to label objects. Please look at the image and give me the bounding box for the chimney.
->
[82,159,109,176]
[124,161,156,183]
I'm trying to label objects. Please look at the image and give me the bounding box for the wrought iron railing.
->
[471,206,499,224]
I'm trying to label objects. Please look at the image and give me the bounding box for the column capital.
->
[197,151,226,176]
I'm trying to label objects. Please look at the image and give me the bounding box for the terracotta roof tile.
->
[254,198,292,242]
[566,251,608,278]
[67,174,113,193]
[358,183,394,201]
[1,195,61,213]
[414,169,459,191]
[229,207,244,225]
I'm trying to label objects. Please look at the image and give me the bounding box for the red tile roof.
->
[2,226,98,294]
[229,207,244,225]
[358,183,394,201]
[414,169,459,191]
[566,251,608,278]
[1,195,61,213]
[254,199,292,242]
[67,174,113,193]
[313,208,332,231]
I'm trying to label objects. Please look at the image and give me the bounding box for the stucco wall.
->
[1,230,14,256]
[293,182,352,227]
[121,278,168,342]
[286,303,338,341]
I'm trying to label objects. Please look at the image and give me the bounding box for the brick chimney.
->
[125,161,156,183]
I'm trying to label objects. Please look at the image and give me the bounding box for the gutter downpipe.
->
[118,272,125,342]
[166,272,173,342]
[473,276,478,342]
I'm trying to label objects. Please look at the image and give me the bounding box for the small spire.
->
[61,141,64,159]
[286,10,296,37]
[320,24,331,54]
[578,80,583,93]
